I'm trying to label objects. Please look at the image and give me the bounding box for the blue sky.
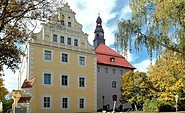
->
[3,0,153,92]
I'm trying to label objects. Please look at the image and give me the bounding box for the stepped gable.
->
[95,43,135,69]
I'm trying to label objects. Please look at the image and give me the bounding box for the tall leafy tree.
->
[120,71,153,111]
[0,0,58,76]
[148,50,185,110]
[115,0,185,59]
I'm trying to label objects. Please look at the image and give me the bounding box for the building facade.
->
[14,2,136,113]
[26,3,96,113]
[93,16,135,111]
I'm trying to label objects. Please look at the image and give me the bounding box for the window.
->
[120,70,123,75]
[62,98,68,108]
[106,104,110,110]
[112,95,117,101]
[67,38,71,45]
[79,98,85,109]
[44,73,51,85]
[68,22,71,27]
[79,77,85,88]
[61,53,68,63]
[43,97,51,108]
[112,69,116,74]
[44,50,52,60]
[79,56,85,65]
[97,67,100,72]
[105,68,108,73]
[60,36,64,43]
[112,81,116,88]
[74,39,78,46]
[61,75,68,86]
[53,34,57,42]
[61,20,64,25]
[110,57,115,62]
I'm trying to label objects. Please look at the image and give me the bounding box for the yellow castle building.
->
[23,3,96,113]
[11,2,135,113]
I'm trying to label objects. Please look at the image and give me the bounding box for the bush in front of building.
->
[143,99,158,112]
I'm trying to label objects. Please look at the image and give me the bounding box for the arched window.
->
[106,104,110,110]
[104,68,108,73]
[112,69,116,74]
[112,94,117,101]
[112,81,116,88]
[120,70,123,75]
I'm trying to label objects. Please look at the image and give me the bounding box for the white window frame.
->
[112,69,116,74]
[61,96,70,110]
[43,49,53,62]
[61,20,65,25]
[60,36,65,44]
[112,81,117,88]
[41,95,53,109]
[78,55,86,66]
[78,75,86,89]
[120,70,123,75]
[60,52,70,64]
[78,97,86,109]
[53,34,58,42]
[67,37,72,45]
[74,39,79,47]
[60,74,69,87]
[42,71,53,87]
[105,68,108,74]
[68,22,72,27]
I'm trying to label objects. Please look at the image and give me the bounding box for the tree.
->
[0,0,58,76]
[115,0,185,59]
[0,78,8,101]
[120,71,153,111]
[0,78,13,112]
[3,98,13,113]
[148,50,185,111]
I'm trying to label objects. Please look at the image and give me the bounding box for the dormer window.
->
[110,57,115,62]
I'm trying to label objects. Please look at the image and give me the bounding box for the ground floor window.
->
[78,97,86,109]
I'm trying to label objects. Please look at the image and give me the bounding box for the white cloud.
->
[121,51,138,63]
[2,68,18,92]
[67,0,118,45]
[118,4,132,20]
[133,59,156,72]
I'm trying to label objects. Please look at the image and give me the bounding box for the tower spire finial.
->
[98,12,100,17]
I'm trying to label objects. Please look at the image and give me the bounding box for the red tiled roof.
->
[21,77,36,88]
[95,43,135,69]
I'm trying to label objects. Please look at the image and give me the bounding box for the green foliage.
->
[115,0,185,59]
[0,78,13,112]
[120,71,153,110]
[120,50,185,111]
[143,99,158,112]
[0,78,8,101]
[148,50,185,111]
[2,99,13,112]
[0,0,56,76]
